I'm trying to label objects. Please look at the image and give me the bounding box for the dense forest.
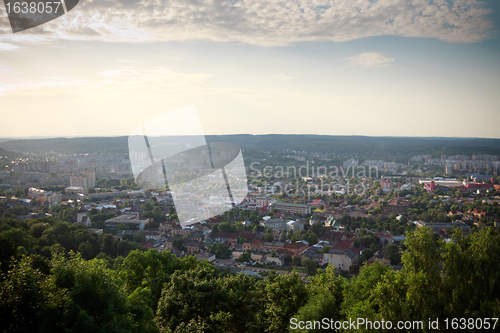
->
[1,216,499,333]
[2,135,500,162]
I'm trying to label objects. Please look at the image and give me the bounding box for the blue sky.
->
[0,0,499,138]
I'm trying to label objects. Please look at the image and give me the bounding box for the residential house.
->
[172,225,193,237]
[191,232,204,242]
[283,242,307,255]
[242,243,252,252]
[76,211,91,227]
[372,231,393,247]
[299,245,324,264]
[211,232,239,246]
[145,232,161,242]
[251,239,264,252]
[185,241,203,254]
[323,248,359,271]
[261,254,285,266]
[385,198,411,214]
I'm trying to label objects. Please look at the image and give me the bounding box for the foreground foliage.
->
[1,216,499,332]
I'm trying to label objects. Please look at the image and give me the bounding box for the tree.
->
[263,272,308,332]
[207,243,232,259]
[349,264,360,275]
[358,248,374,264]
[237,234,250,244]
[400,227,444,323]
[279,231,287,242]
[292,255,302,267]
[341,261,391,326]
[303,231,318,245]
[302,258,319,275]
[218,273,265,333]
[41,252,132,332]
[155,267,230,333]
[253,225,264,233]
[217,222,235,233]
[263,233,274,243]
[383,243,401,265]
[292,266,344,330]
[238,250,251,263]
[441,227,500,318]
[133,230,146,243]
[172,238,186,251]
[78,241,94,260]
[356,234,377,248]
[0,256,46,333]
[320,246,331,254]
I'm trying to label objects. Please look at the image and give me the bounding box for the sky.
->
[0,0,499,139]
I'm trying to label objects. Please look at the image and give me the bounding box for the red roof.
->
[211,232,238,240]
[277,249,294,256]
[284,242,307,250]
[466,183,493,189]
[238,231,257,240]
[335,240,355,249]
[142,242,155,249]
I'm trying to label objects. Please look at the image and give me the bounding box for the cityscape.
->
[1,136,500,331]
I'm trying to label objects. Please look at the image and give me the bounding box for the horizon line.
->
[2,134,500,141]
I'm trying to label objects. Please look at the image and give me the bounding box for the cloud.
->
[0,65,213,96]
[277,74,294,80]
[348,52,395,68]
[0,42,20,51]
[0,0,494,47]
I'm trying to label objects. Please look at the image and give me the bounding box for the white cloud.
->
[0,42,20,51]
[0,0,494,46]
[0,66,213,96]
[348,52,395,68]
[277,74,294,80]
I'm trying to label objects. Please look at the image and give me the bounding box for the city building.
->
[414,220,471,234]
[260,218,286,231]
[105,213,150,230]
[255,196,269,210]
[70,171,96,188]
[385,198,412,214]
[269,200,311,215]
[286,219,304,232]
[380,177,392,191]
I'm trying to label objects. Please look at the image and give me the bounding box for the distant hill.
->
[1,135,500,162]
[0,147,21,158]
[0,137,129,156]
[208,135,500,162]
